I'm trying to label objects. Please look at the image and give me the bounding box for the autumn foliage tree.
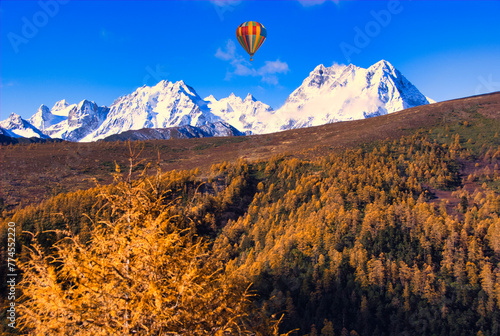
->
[16,166,287,335]
[4,116,500,335]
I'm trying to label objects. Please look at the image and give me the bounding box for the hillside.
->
[1,92,499,212]
[1,91,500,335]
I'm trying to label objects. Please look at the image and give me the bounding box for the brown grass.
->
[2,92,499,212]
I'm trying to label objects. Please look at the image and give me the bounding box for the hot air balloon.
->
[236,21,267,61]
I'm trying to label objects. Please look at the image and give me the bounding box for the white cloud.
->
[258,60,290,76]
[261,75,279,86]
[215,40,238,61]
[215,40,290,85]
[234,63,255,76]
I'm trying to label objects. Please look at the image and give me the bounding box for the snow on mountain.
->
[43,100,110,142]
[196,121,245,137]
[0,113,50,139]
[81,80,223,142]
[0,126,22,138]
[101,121,244,142]
[51,99,72,116]
[27,99,107,141]
[205,93,275,134]
[3,59,431,142]
[260,60,430,133]
[426,96,437,104]
[29,104,68,131]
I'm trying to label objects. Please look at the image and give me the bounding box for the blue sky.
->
[1,0,499,120]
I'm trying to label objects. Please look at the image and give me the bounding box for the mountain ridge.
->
[0,113,51,139]
[2,60,432,141]
[262,59,431,133]
[100,121,244,142]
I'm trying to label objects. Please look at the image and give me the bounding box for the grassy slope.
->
[1,92,499,212]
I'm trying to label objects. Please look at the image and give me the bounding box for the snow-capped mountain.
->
[28,102,69,131]
[51,99,73,115]
[26,99,109,142]
[260,60,431,133]
[81,80,223,142]
[39,100,110,142]
[101,121,244,142]
[0,126,19,138]
[0,113,50,139]
[205,93,275,135]
[2,59,433,142]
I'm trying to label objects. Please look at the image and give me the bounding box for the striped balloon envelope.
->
[236,21,267,61]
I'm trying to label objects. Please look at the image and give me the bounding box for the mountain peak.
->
[38,104,50,113]
[204,91,274,135]
[374,59,393,67]
[8,112,23,123]
[305,63,339,89]
[52,99,69,111]
[311,63,348,76]
[151,80,171,90]
[81,79,221,142]
[30,104,68,131]
[312,64,327,75]
[170,80,199,98]
[370,59,397,73]
[244,93,256,102]
[173,80,190,90]
[270,59,430,134]
[0,113,49,139]
[10,59,430,142]
[77,99,96,109]
[168,80,185,89]
[205,95,217,102]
